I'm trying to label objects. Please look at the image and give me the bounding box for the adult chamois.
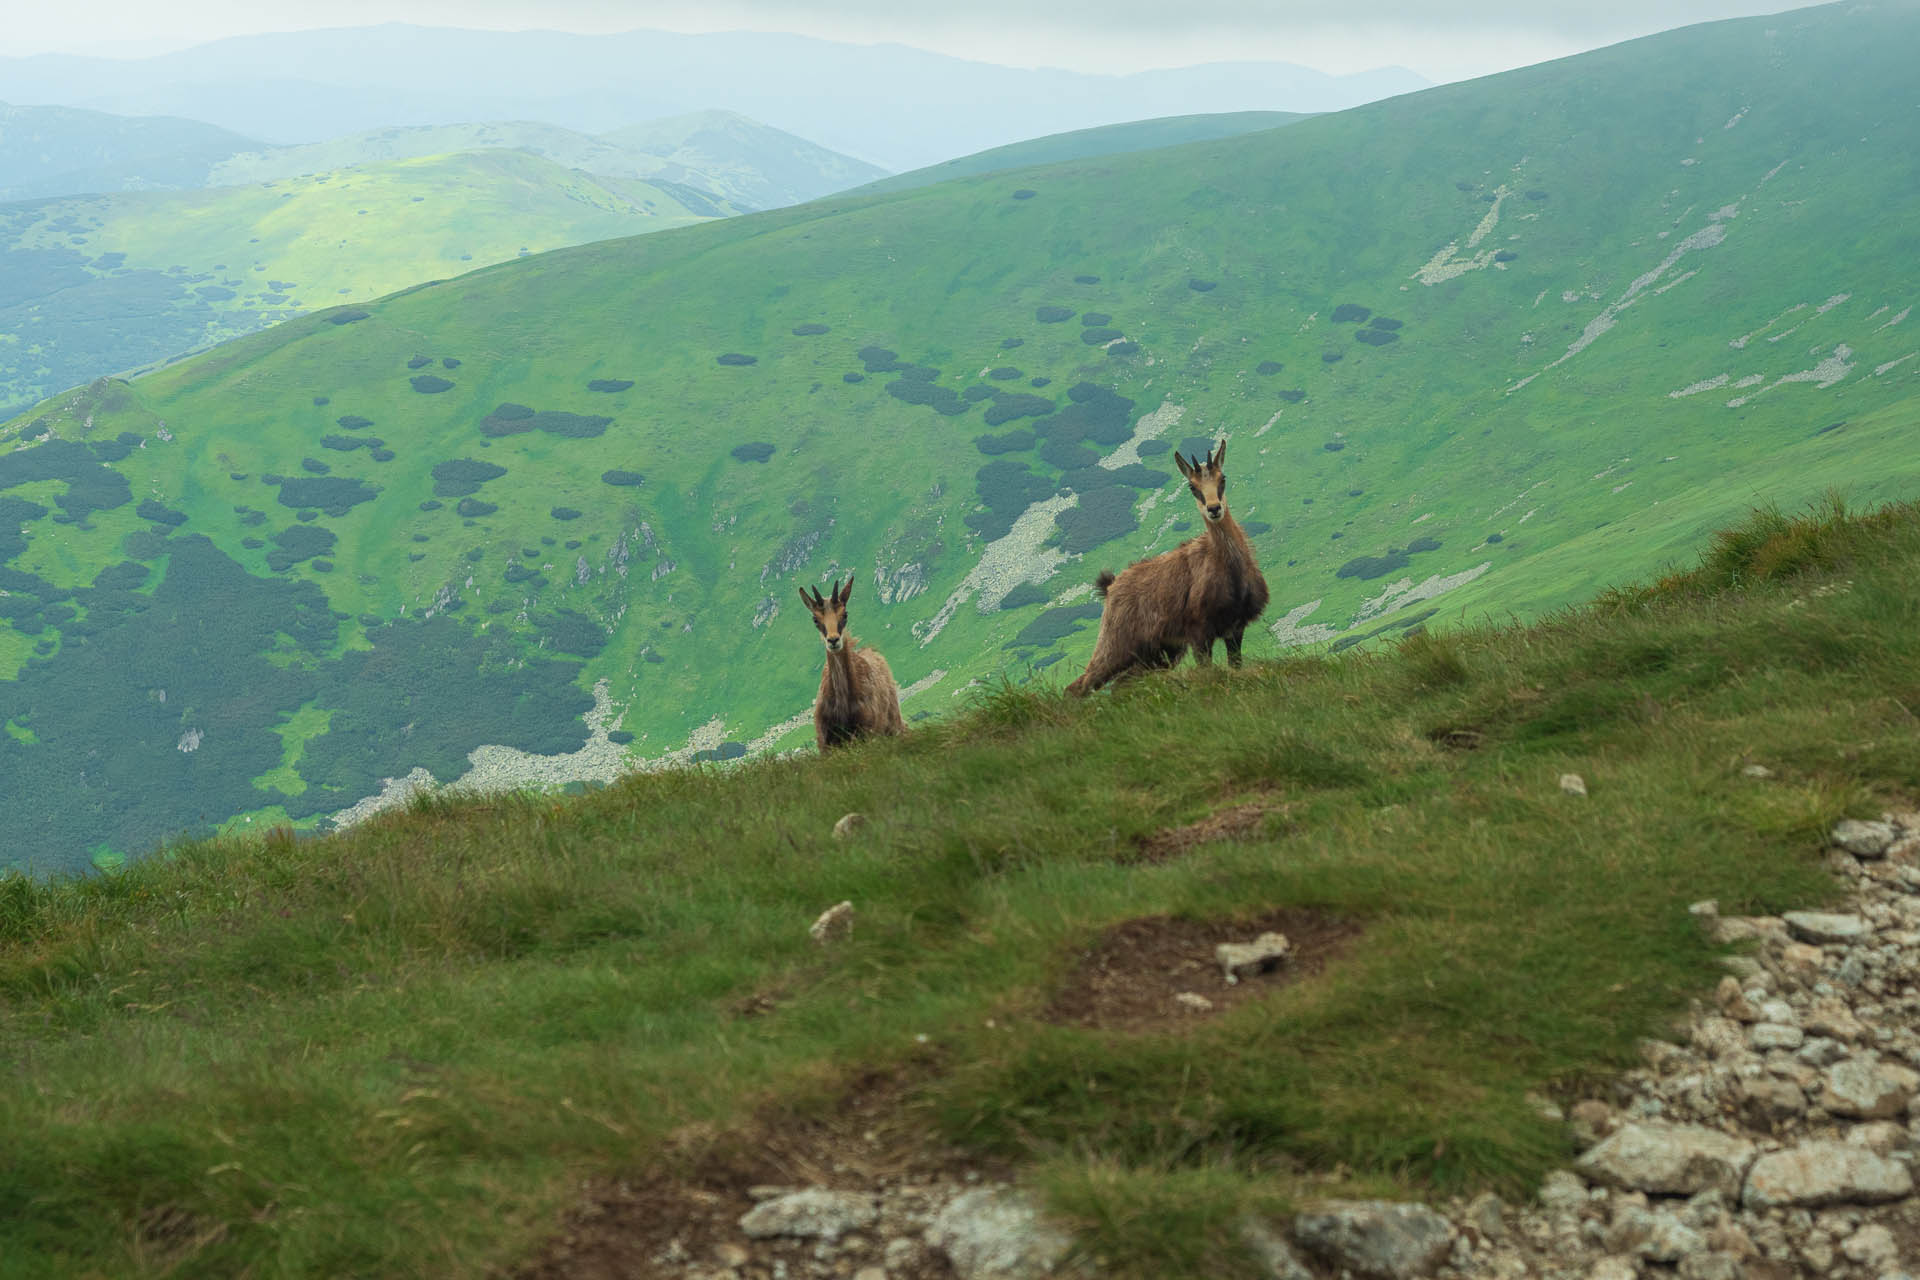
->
[799,574,906,751]
[1066,439,1268,696]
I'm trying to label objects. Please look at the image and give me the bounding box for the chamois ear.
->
[798,586,815,610]
[1210,438,1228,470]
[1173,450,1194,479]
[838,575,855,605]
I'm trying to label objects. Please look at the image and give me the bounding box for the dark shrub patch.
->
[1137,439,1170,456]
[894,365,940,384]
[1107,342,1140,357]
[842,372,865,383]
[90,437,132,463]
[1494,250,1518,263]
[407,355,432,370]
[999,582,1051,609]
[731,443,776,463]
[857,347,909,373]
[1322,350,1345,364]
[982,392,1054,427]
[1007,602,1102,648]
[989,366,1023,381]
[122,530,169,559]
[241,537,265,550]
[442,358,461,369]
[1370,317,1403,331]
[1256,361,1284,375]
[300,457,331,474]
[0,439,132,522]
[136,499,187,527]
[539,608,606,657]
[1106,464,1169,489]
[1011,189,1037,199]
[274,477,378,516]
[887,380,967,416]
[456,498,497,518]
[791,323,830,336]
[1526,190,1549,201]
[322,434,374,451]
[551,507,582,521]
[1337,551,1411,581]
[601,470,645,487]
[196,285,235,301]
[1331,303,1372,323]
[1355,329,1398,346]
[1041,439,1099,471]
[975,430,1036,455]
[1323,441,1346,452]
[963,385,996,402]
[1486,532,1504,544]
[1000,337,1025,349]
[1278,389,1306,403]
[266,524,335,571]
[410,374,454,393]
[1178,436,1216,461]
[1074,274,1100,284]
[1081,327,1122,346]
[1407,536,1442,554]
[533,411,612,439]
[1081,313,1112,327]
[968,460,1054,540]
[482,404,537,435]
[370,449,395,462]
[419,500,443,511]
[588,379,634,393]
[431,459,507,498]
[502,564,538,584]
[716,353,757,366]
[1042,383,1134,447]
[336,415,374,429]
[608,729,635,745]
[1188,279,1218,292]
[1035,306,1074,323]
[1242,520,1272,536]
[91,561,148,590]
[1058,467,1118,493]
[1055,485,1138,554]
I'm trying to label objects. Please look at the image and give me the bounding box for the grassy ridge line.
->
[5,499,1917,1275]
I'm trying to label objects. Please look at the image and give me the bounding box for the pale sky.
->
[5,0,1810,83]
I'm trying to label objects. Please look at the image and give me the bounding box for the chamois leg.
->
[1225,627,1246,668]
[1189,630,1215,666]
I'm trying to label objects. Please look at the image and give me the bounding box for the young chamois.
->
[1066,439,1269,696]
[799,574,906,752]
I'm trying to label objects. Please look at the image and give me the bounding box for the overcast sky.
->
[7,1,1809,82]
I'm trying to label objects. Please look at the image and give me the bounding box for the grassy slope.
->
[0,148,727,409]
[3,2,1919,872]
[1,498,1915,1275]
[853,110,1309,196]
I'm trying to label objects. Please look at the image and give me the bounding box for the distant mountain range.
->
[0,102,258,202]
[0,24,1429,170]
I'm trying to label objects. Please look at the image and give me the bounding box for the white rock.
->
[1539,1170,1590,1213]
[739,1188,878,1240]
[1559,773,1588,797]
[1832,819,1898,858]
[1741,1141,1914,1208]
[1821,1056,1918,1119]
[1585,1257,1638,1280]
[1783,911,1870,944]
[1292,1199,1453,1280]
[1240,1216,1315,1280]
[1216,932,1292,984]
[1749,1023,1804,1051]
[925,1187,1073,1280]
[1575,1123,1756,1197]
[1840,1222,1897,1268]
[1174,991,1215,1013]
[1844,1121,1906,1155]
[809,900,855,945]
[1741,764,1774,779]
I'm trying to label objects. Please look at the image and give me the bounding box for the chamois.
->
[799,574,906,751]
[1066,438,1268,696]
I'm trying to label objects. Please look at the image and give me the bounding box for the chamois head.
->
[1174,438,1231,524]
[799,575,856,653]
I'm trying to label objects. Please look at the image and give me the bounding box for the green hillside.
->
[854,109,1308,196]
[4,1,1920,875]
[0,148,732,412]
[0,101,258,202]
[1,495,1913,1275]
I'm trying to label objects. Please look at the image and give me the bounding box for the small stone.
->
[1844,1121,1905,1155]
[1756,998,1795,1025]
[739,1189,878,1241]
[1216,932,1292,985]
[1240,1216,1316,1280]
[1292,1199,1453,1279]
[1831,819,1897,858]
[1174,991,1215,1013]
[1716,976,1759,1022]
[1775,943,1827,983]
[1569,1099,1616,1145]
[1464,1192,1505,1241]
[1797,1037,1848,1067]
[882,1237,923,1270]
[1741,1141,1914,1208]
[925,1187,1072,1280]
[1801,998,1864,1041]
[1750,1023,1804,1051]
[1690,1015,1749,1060]
[1585,1258,1637,1280]
[1575,1122,1757,1197]
[853,1269,888,1280]
[1539,1170,1589,1213]
[1821,1057,1917,1119]
[1676,1253,1741,1280]
[1741,764,1775,779]
[1738,1077,1807,1130]
[1559,773,1588,797]
[832,812,867,838]
[1690,898,1721,921]
[1840,1222,1897,1269]
[1607,1206,1703,1260]
[715,1242,752,1267]
[1782,911,1870,945]
[810,901,855,945]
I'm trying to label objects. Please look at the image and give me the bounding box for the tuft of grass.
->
[2,501,1918,1275]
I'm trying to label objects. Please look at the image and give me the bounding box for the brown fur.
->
[799,575,906,752]
[1067,438,1269,696]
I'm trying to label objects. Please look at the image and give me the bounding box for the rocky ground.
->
[528,807,1920,1280]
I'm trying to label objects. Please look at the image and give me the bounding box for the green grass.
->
[3,0,1920,872]
[4,497,1917,1276]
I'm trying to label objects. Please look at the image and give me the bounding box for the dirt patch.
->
[1130,798,1290,863]
[516,1071,985,1280]
[1427,725,1484,752]
[1046,908,1360,1034]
